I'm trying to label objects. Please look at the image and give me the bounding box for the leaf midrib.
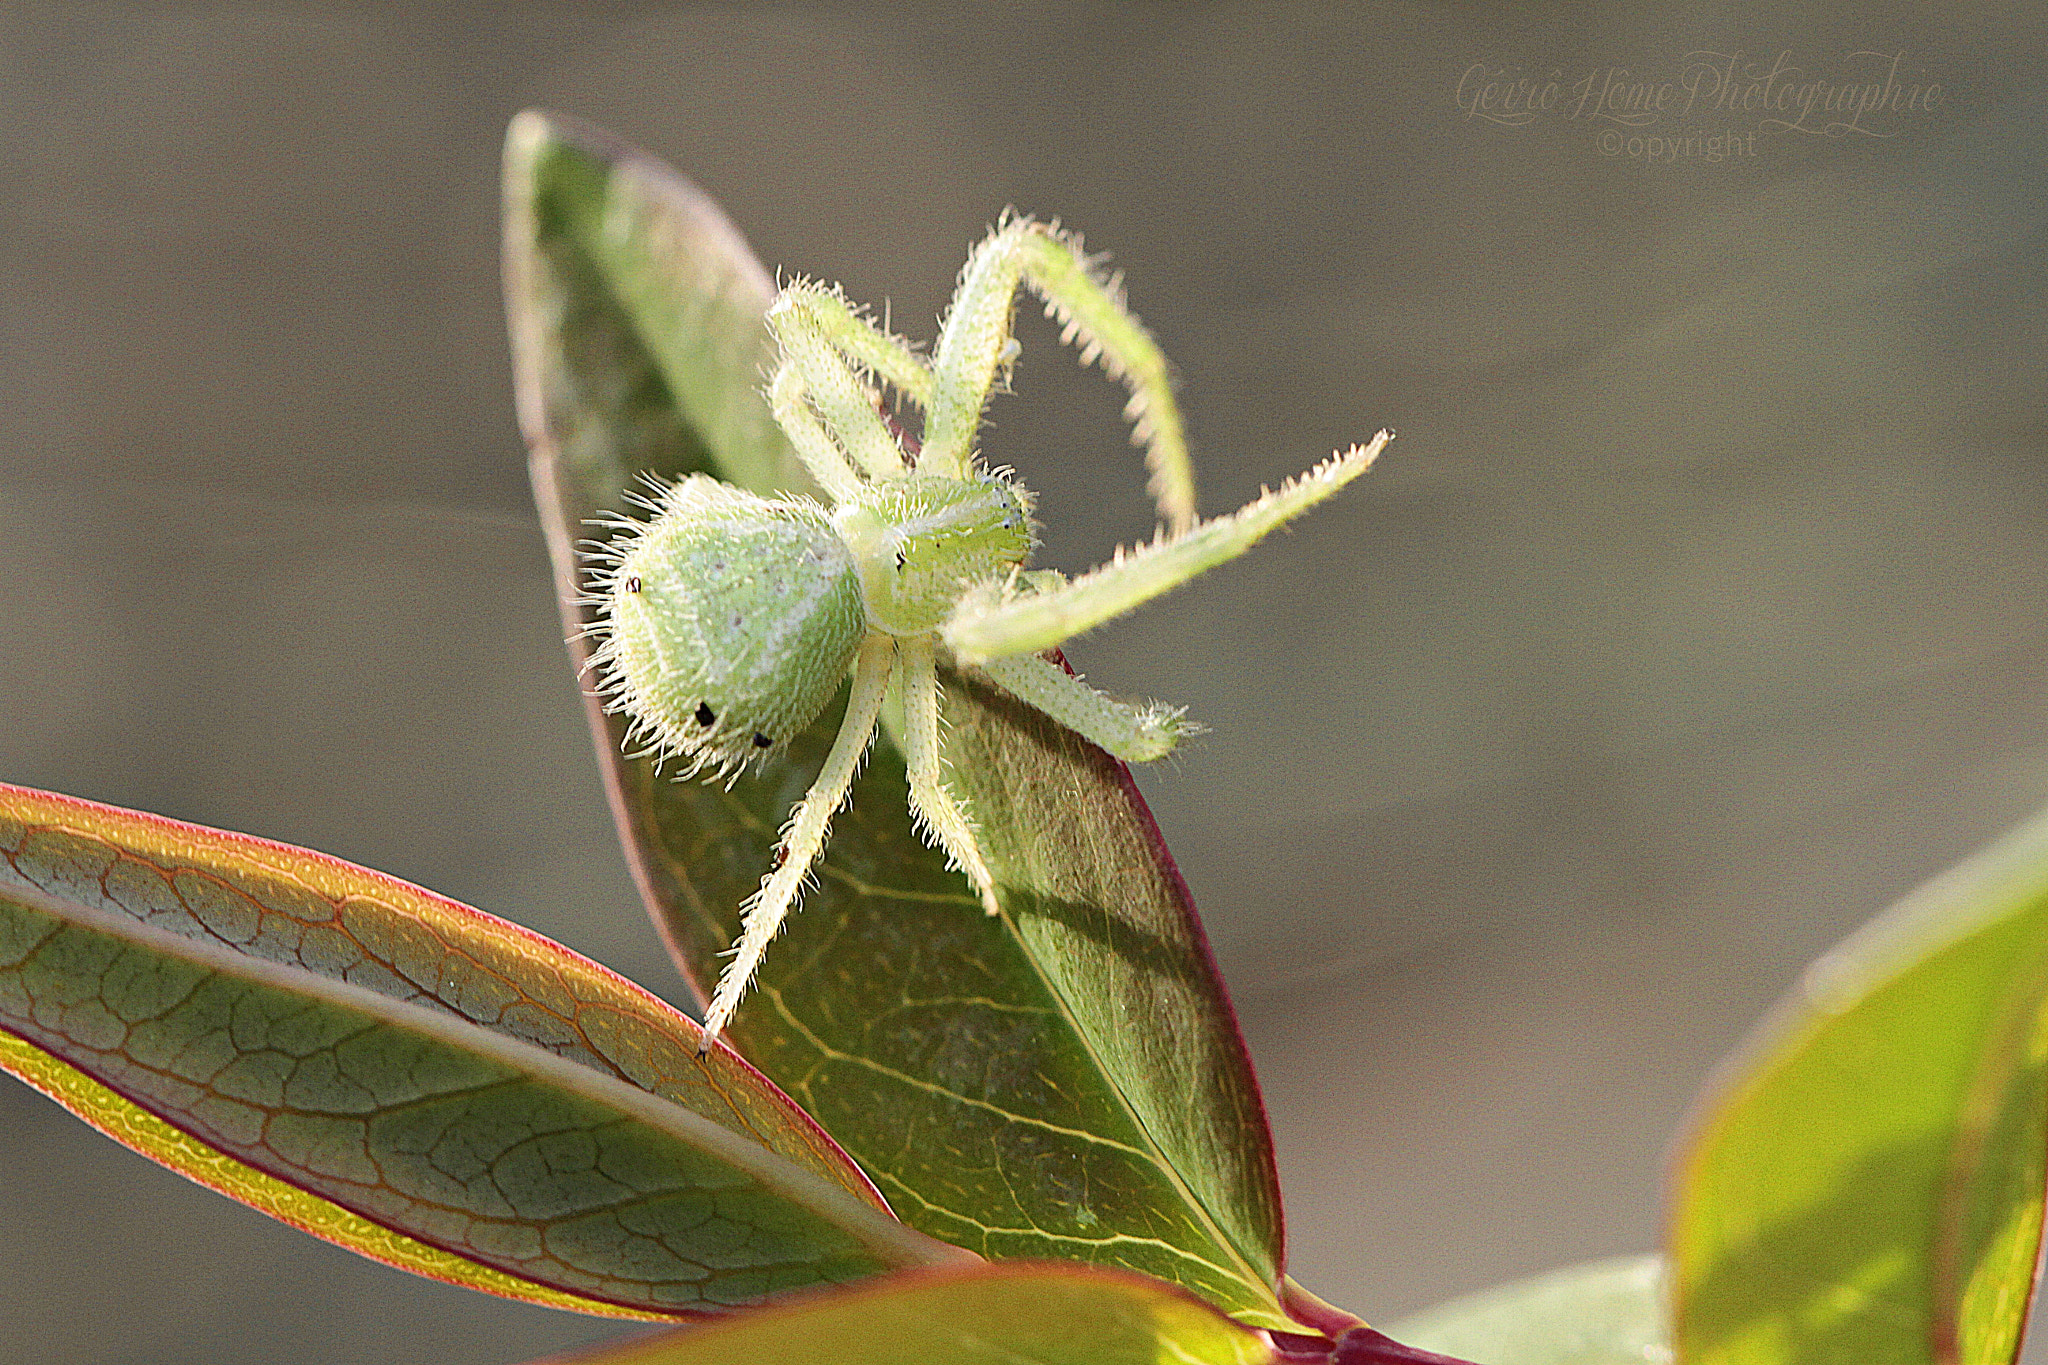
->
[0,879,964,1275]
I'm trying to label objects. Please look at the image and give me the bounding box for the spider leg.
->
[897,636,1001,915]
[976,652,1195,762]
[768,361,865,503]
[700,632,897,1048]
[943,432,1391,663]
[774,281,934,409]
[924,218,1196,533]
[768,284,913,482]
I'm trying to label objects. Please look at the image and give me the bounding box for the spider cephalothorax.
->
[586,214,1389,1045]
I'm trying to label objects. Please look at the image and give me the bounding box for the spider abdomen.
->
[833,473,1033,636]
[597,476,866,773]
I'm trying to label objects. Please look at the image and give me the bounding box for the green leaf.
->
[1670,807,2048,1365]
[512,1262,1276,1365]
[503,110,1292,1329]
[0,782,964,1318]
[1389,1256,1671,1365]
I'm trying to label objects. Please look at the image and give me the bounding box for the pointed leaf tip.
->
[504,114,1294,1326]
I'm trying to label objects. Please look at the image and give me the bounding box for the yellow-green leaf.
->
[514,1262,1276,1365]
[1671,806,2048,1365]
[0,783,966,1318]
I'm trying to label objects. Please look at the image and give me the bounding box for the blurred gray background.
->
[2,4,2044,1362]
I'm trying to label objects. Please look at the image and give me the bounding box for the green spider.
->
[586,215,1389,1046]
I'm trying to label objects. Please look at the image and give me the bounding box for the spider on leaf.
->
[584,214,1391,1047]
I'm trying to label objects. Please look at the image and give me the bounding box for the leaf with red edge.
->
[503,109,1294,1328]
[0,782,967,1319]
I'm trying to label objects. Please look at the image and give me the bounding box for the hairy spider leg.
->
[945,431,1394,664]
[773,282,934,408]
[701,631,897,1048]
[975,653,1191,762]
[922,218,1196,533]
[897,636,1001,915]
[767,288,913,482]
[767,364,866,503]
